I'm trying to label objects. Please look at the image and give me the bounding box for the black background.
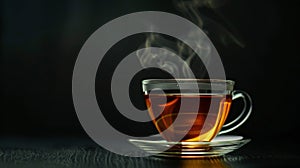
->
[1,0,299,142]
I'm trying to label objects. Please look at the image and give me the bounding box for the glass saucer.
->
[129,135,250,158]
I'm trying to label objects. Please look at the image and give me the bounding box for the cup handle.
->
[218,90,252,135]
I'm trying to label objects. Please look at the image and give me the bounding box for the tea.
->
[145,94,232,142]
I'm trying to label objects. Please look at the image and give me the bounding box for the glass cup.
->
[142,79,252,142]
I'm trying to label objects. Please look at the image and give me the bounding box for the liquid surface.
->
[145,94,232,142]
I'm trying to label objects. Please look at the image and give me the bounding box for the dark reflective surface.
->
[1,137,299,167]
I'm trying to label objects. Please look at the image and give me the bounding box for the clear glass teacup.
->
[142,79,252,142]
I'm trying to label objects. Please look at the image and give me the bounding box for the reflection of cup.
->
[179,157,231,168]
[142,79,252,142]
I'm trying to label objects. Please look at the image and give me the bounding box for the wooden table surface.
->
[0,137,299,167]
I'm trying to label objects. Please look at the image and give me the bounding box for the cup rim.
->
[142,79,235,92]
[142,79,235,85]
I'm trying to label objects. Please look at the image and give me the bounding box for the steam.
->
[137,0,244,78]
[136,33,209,78]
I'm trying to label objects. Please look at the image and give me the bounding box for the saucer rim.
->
[129,135,249,145]
[128,135,251,158]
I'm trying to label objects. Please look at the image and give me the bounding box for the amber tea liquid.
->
[145,94,232,142]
